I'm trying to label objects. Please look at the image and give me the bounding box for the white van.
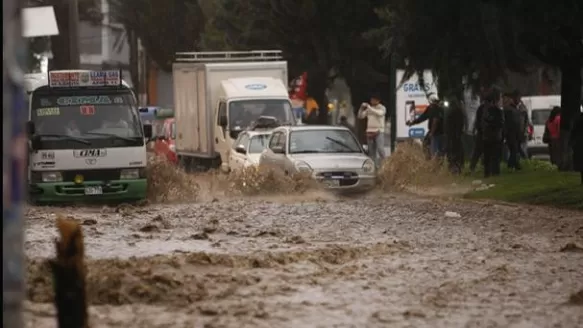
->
[521,95,560,158]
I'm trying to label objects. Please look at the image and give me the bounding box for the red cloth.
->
[546,115,561,139]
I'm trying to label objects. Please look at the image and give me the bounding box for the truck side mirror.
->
[219,115,227,127]
[26,121,35,136]
[143,124,153,139]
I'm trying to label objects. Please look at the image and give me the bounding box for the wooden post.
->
[50,216,88,328]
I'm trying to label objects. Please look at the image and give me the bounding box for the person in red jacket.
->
[545,106,561,166]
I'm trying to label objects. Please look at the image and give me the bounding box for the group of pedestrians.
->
[468,89,532,177]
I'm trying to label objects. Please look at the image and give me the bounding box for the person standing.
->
[512,90,531,159]
[503,93,522,170]
[545,106,562,166]
[480,88,505,178]
[469,98,486,173]
[357,93,386,167]
[570,111,583,184]
[444,97,466,174]
[407,94,445,158]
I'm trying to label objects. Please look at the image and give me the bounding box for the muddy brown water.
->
[24,191,583,327]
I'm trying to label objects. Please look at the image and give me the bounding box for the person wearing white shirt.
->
[358,94,386,168]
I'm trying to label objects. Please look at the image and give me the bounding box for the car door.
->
[260,131,282,166]
[214,101,228,162]
[230,133,249,170]
[271,131,288,170]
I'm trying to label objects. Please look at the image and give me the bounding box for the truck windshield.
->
[229,99,295,129]
[30,88,144,149]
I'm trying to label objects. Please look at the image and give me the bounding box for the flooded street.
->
[24,192,583,328]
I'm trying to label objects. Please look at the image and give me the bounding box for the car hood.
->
[290,153,369,170]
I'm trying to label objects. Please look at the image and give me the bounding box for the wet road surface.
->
[24,192,583,327]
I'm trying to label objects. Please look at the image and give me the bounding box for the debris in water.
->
[445,211,461,218]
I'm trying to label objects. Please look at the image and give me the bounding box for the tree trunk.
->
[49,0,71,70]
[128,30,140,99]
[558,60,582,171]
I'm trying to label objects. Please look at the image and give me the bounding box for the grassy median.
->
[464,160,583,210]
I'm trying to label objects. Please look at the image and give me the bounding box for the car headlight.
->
[169,144,175,151]
[362,159,375,173]
[41,171,62,182]
[120,168,140,180]
[294,160,312,173]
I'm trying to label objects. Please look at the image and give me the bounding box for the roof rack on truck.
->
[175,50,283,63]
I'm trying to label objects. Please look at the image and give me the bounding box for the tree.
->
[108,0,206,72]
[502,0,583,170]
[205,0,389,126]
[368,0,528,98]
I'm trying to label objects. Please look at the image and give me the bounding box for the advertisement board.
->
[395,70,438,139]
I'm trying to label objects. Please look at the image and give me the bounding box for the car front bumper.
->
[311,170,376,192]
[28,179,147,204]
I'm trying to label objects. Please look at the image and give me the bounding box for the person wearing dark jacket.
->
[444,97,466,174]
[481,88,505,178]
[570,111,583,184]
[503,93,522,170]
[407,94,445,158]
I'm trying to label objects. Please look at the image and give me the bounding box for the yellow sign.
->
[36,107,60,116]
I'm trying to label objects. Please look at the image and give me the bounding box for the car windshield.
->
[31,89,142,138]
[289,129,362,154]
[248,134,270,153]
[531,109,552,125]
[229,99,295,129]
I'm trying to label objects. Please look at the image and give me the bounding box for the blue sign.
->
[245,84,267,90]
[408,127,425,138]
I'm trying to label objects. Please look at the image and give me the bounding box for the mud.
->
[23,189,583,328]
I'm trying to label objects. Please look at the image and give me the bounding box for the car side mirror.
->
[219,115,227,127]
[235,145,246,154]
[143,124,153,139]
[26,121,35,136]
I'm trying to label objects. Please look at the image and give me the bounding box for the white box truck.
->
[172,50,296,171]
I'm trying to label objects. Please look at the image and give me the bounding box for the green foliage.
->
[465,168,582,210]
[368,0,530,96]
[109,0,205,71]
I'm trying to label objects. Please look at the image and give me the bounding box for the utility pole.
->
[68,0,80,68]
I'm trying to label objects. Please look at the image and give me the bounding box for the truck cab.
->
[213,77,294,171]
[25,70,152,204]
[172,50,296,171]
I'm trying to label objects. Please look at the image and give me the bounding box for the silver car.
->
[259,125,376,191]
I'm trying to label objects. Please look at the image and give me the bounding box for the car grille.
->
[316,171,357,178]
[317,171,359,186]
[62,169,120,182]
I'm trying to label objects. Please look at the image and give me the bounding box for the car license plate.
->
[84,186,103,195]
[323,179,340,187]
